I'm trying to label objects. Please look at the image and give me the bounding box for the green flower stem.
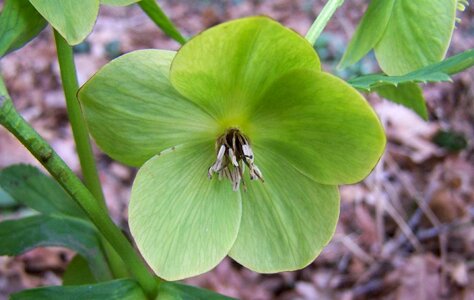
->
[54,30,128,279]
[0,97,158,299]
[53,30,105,207]
[305,0,345,45]
[139,0,187,45]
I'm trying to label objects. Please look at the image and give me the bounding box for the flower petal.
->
[229,144,339,273]
[129,142,242,281]
[250,69,386,185]
[78,50,216,167]
[170,17,320,123]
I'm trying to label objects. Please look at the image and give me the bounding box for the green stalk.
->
[139,0,186,45]
[305,0,345,45]
[54,30,128,279]
[0,97,158,298]
[53,30,105,206]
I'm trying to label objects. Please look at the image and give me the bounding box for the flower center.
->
[208,128,263,191]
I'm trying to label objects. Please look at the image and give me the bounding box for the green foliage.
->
[339,0,394,69]
[28,0,100,45]
[0,187,16,209]
[374,83,428,120]
[11,279,146,300]
[0,0,47,57]
[349,49,474,91]
[158,282,236,300]
[341,0,457,75]
[63,255,97,285]
[138,0,187,44]
[0,214,112,281]
[0,165,87,219]
[11,279,234,300]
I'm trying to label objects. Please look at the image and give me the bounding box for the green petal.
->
[229,145,339,272]
[129,142,241,281]
[374,0,457,75]
[170,17,320,124]
[250,69,386,185]
[79,50,216,167]
[29,0,99,45]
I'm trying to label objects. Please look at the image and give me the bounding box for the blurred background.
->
[0,0,473,299]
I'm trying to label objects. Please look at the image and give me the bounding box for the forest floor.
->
[1,0,474,299]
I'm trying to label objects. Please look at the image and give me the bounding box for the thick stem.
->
[305,0,345,45]
[139,0,186,45]
[54,30,128,279]
[0,98,158,298]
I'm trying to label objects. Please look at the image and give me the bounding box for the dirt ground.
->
[1,1,474,299]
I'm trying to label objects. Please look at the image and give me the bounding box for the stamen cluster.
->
[208,128,263,191]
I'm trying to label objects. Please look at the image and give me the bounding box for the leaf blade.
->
[0,214,111,281]
[0,164,86,219]
[11,279,146,300]
[348,49,474,91]
[28,0,99,45]
[0,0,47,57]
[375,83,428,120]
[339,0,395,68]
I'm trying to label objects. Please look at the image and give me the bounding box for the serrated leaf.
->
[0,214,111,281]
[0,0,47,57]
[349,49,474,91]
[28,0,99,45]
[375,83,428,120]
[0,164,87,219]
[11,279,145,300]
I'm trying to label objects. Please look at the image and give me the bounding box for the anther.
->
[208,128,263,191]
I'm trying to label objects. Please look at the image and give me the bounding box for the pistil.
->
[208,128,263,191]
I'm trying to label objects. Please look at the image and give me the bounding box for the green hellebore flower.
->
[78,17,386,281]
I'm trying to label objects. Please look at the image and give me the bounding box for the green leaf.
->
[170,16,320,122]
[0,164,86,219]
[229,144,339,272]
[138,0,186,44]
[158,282,235,300]
[375,83,428,120]
[348,49,474,91]
[28,0,100,45]
[0,0,47,57]
[250,69,386,185]
[0,186,16,208]
[129,142,241,281]
[11,279,146,300]
[79,50,216,167]
[374,0,457,75]
[339,0,395,69]
[63,255,97,286]
[101,0,139,6]
[0,214,111,281]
